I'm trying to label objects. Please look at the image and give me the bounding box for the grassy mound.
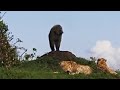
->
[0,51,120,79]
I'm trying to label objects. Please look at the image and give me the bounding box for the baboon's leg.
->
[49,41,55,51]
[55,41,61,51]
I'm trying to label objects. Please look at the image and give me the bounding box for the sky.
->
[1,11,120,70]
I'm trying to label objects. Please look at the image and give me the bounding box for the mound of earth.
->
[35,51,99,73]
[40,51,77,61]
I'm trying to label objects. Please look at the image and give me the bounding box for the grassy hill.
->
[0,51,120,79]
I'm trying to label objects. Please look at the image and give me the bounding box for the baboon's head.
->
[53,25,63,35]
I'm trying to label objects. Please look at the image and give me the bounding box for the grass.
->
[0,56,120,79]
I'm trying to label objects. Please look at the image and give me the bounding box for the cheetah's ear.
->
[97,59,101,61]
[105,59,107,62]
[102,58,107,62]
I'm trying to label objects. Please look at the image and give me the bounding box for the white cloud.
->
[90,40,120,71]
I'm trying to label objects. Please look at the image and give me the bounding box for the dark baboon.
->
[49,24,63,51]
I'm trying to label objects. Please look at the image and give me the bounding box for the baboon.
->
[48,24,63,51]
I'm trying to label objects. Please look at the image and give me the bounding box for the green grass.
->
[0,57,120,79]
